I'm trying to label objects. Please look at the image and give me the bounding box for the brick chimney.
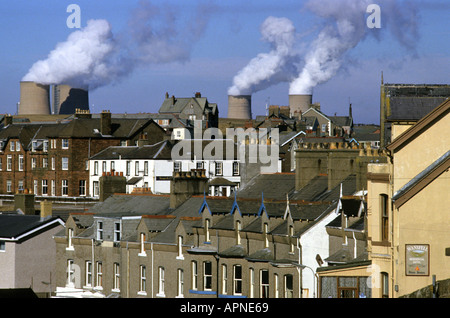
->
[14,189,35,215]
[99,172,127,201]
[100,110,112,135]
[170,169,208,209]
[40,200,52,220]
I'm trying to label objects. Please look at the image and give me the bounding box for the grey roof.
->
[0,214,63,240]
[90,140,173,160]
[86,194,171,216]
[159,95,217,115]
[237,173,296,200]
[387,97,448,121]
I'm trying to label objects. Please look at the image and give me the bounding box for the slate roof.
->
[237,173,296,200]
[90,140,173,160]
[0,214,63,240]
[86,194,172,217]
[387,97,448,121]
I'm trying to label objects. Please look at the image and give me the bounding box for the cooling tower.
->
[53,84,89,114]
[19,81,51,115]
[289,94,312,117]
[227,95,252,119]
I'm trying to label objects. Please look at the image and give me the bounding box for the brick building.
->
[0,111,166,198]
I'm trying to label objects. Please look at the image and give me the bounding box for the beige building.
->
[317,98,450,298]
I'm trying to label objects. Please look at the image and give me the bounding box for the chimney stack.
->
[99,172,127,201]
[40,200,53,220]
[100,110,112,135]
[14,189,35,215]
[170,169,208,209]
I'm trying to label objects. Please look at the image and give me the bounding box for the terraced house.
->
[0,111,165,198]
[53,169,349,298]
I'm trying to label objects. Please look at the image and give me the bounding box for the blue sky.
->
[0,0,449,124]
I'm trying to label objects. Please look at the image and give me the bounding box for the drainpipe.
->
[297,237,303,298]
[151,242,154,298]
[127,241,130,298]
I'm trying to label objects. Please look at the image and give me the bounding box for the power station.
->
[18,81,89,115]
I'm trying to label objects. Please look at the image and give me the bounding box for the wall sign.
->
[405,244,429,276]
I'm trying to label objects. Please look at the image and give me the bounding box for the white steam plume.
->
[228,16,298,96]
[289,0,371,94]
[229,0,419,97]
[22,1,215,90]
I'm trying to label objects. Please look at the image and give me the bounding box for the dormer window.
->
[97,221,103,240]
[114,221,121,242]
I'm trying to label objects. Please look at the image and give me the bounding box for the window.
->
[96,262,103,288]
[203,261,212,291]
[51,157,55,170]
[62,139,69,149]
[196,161,204,169]
[260,270,269,298]
[18,155,23,171]
[205,218,211,242]
[97,221,103,240]
[102,161,107,173]
[0,158,2,170]
[93,181,99,196]
[43,140,48,152]
[222,264,228,295]
[85,261,92,287]
[62,179,69,196]
[233,161,239,176]
[144,161,148,176]
[16,141,20,151]
[50,139,56,149]
[10,141,14,151]
[33,180,38,196]
[135,161,139,176]
[0,240,5,251]
[42,179,48,195]
[113,263,120,291]
[6,180,12,193]
[158,267,165,297]
[67,260,75,287]
[51,180,56,196]
[43,157,48,168]
[233,265,242,295]
[177,269,184,298]
[18,180,24,192]
[139,265,147,294]
[177,235,184,259]
[6,155,11,171]
[114,222,121,242]
[139,232,146,256]
[284,274,293,298]
[94,161,98,175]
[31,157,37,169]
[174,161,181,172]
[79,180,86,196]
[381,194,389,241]
[215,161,223,176]
[381,272,389,298]
[67,228,74,250]
[249,268,255,298]
[110,161,115,172]
[62,157,69,170]
[191,261,198,290]
[126,161,131,176]
[289,225,294,253]
[274,274,279,298]
[236,220,241,245]
[321,123,327,133]
[264,223,269,248]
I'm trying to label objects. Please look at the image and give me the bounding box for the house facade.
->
[0,111,166,198]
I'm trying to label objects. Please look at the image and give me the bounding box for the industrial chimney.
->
[53,84,89,114]
[19,81,51,115]
[227,95,252,120]
[289,94,312,117]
